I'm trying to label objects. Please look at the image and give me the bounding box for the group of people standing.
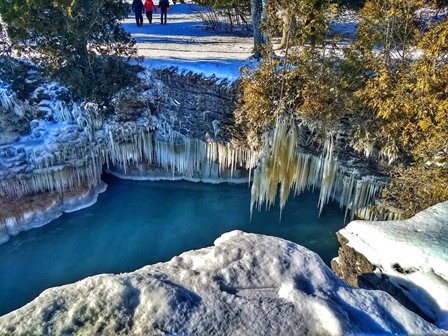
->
[132,0,171,26]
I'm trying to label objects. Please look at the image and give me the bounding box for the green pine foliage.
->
[0,0,140,103]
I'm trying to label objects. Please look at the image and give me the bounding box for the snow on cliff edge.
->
[339,201,448,329]
[0,231,442,335]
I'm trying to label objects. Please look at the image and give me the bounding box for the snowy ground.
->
[0,231,442,335]
[338,201,448,330]
[122,2,254,80]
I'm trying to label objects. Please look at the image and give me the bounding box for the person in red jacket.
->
[144,0,157,24]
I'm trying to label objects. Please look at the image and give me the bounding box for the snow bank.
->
[0,231,442,335]
[339,201,448,329]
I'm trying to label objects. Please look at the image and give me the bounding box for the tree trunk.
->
[261,0,268,44]
[252,0,263,58]
[279,11,290,49]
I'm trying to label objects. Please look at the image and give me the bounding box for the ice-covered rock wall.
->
[0,231,442,335]
[0,111,254,242]
[0,81,33,145]
[0,69,398,243]
[0,77,256,241]
[332,201,448,330]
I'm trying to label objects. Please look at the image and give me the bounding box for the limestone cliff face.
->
[150,68,238,142]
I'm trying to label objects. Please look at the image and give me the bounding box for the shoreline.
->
[0,182,107,244]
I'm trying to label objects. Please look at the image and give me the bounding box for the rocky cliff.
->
[332,201,448,330]
[0,67,253,242]
[0,62,398,242]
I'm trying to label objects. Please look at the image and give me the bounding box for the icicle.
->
[318,137,338,215]
[249,119,302,215]
[248,119,393,220]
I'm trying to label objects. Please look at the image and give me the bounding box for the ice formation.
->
[106,125,257,181]
[0,84,29,118]
[337,201,448,330]
[0,119,105,199]
[0,231,442,335]
[0,96,256,199]
[0,182,106,244]
[1,82,397,240]
[0,91,257,238]
[250,119,393,221]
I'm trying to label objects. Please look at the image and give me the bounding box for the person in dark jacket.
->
[145,0,157,24]
[158,0,170,25]
[132,0,145,27]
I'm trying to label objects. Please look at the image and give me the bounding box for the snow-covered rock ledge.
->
[333,201,448,330]
[0,231,442,335]
[0,182,106,244]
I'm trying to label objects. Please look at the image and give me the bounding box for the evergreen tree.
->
[380,20,448,216]
[0,0,139,102]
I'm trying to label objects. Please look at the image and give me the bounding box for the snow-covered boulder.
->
[0,231,442,335]
[334,201,448,330]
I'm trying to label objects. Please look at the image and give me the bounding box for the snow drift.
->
[0,231,442,335]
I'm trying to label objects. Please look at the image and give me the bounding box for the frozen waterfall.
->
[250,120,398,221]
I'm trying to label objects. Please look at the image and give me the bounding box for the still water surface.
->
[0,174,345,315]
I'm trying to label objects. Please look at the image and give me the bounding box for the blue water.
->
[0,174,345,316]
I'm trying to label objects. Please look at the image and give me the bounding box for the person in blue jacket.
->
[132,0,145,27]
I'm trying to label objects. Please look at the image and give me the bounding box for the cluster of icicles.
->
[0,83,29,118]
[106,126,258,180]
[59,101,258,181]
[0,99,400,221]
[0,165,103,200]
[0,120,257,201]
[250,119,401,221]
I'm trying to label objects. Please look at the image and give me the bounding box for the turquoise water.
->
[0,174,345,316]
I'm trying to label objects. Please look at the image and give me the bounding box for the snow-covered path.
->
[122,2,254,80]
